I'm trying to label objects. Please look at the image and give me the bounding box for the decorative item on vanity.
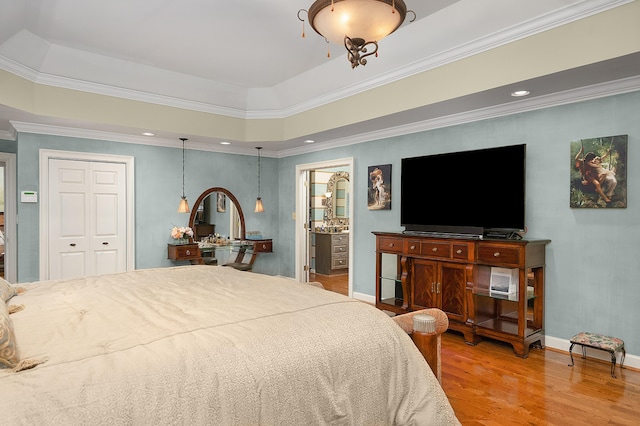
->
[254,147,265,213]
[170,226,194,245]
[298,0,416,68]
[177,137,190,213]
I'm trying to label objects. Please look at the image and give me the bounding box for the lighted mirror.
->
[188,187,246,242]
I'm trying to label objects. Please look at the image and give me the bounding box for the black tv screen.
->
[401,144,526,237]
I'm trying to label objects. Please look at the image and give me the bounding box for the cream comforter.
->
[1,265,459,425]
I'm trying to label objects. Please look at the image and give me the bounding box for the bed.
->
[1,265,459,425]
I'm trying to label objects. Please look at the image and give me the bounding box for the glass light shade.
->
[178,196,190,213]
[255,197,265,213]
[309,0,406,45]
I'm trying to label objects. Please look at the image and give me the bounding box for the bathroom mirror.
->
[325,171,350,222]
[188,187,246,241]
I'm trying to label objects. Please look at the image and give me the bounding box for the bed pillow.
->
[0,277,18,302]
[0,301,19,368]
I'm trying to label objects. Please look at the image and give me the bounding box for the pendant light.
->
[177,137,190,213]
[254,147,265,213]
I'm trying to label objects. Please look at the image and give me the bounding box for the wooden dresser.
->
[373,231,549,358]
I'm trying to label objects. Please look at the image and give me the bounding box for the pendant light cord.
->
[257,147,262,198]
[180,138,187,198]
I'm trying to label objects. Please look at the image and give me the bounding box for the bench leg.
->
[568,342,576,367]
[610,352,617,378]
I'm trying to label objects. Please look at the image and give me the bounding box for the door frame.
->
[39,149,135,280]
[295,157,354,296]
[0,153,17,283]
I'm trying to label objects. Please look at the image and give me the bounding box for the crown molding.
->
[11,76,640,158]
[1,0,631,122]
[276,76,640,158]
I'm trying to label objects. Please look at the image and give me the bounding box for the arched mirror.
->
[188,187,246,242]
[325,171,350,226]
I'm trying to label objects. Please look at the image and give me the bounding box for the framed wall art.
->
[570,134,627,208]
[368,164,391,210]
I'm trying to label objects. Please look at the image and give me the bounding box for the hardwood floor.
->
[309,272,348,296]
[440,331,640,425]
[310,272,639,423]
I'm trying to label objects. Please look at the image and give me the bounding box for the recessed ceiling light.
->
[304,139,315,144]
[142,132,155,136]
[511,90,531,97]
[220,141,231,145]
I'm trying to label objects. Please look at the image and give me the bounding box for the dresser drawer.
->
[331,234,349,245]
[405,239,421,256]
[477,243,521,266]
[452,243,472,261]
[331,255,348,269]
[168,244,200,260]
[420,241,451,259]
[377,237,403,254]
[332,244,348,255]
[252,240,273,253]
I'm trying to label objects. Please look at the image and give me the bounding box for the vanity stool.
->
[568,332,625,377]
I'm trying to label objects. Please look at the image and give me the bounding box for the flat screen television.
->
[400,144,526,239]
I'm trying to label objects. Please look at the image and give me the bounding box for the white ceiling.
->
[0,0,639,155]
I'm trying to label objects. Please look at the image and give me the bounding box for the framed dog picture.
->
[368,164,391,210]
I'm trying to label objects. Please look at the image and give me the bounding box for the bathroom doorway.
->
[295,158,353,297]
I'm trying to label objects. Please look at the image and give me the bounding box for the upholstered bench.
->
[392,308,449,383]
[568,332,625,378]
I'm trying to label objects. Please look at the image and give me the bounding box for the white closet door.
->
[49,159,126,280]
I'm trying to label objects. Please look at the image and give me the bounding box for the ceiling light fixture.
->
[177,138,190,213]
[254,147,265,213]
[511,90,531,97]
[298,0,415,68]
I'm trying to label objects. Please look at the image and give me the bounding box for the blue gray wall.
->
[279,91,640,357]
[9,90,640,357]
[15,135,280,280]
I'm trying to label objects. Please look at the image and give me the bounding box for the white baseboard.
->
[352,291,375,305]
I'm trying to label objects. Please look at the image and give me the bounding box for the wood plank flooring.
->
[310,272,639,424]
[440,331,640,425]
[309,272,348,296]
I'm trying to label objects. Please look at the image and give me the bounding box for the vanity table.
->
[167,240,272,268]
[167,186,273,271]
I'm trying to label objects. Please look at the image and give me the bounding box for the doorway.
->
[39,149,135,281]
[0,153,16,283]
[295,158,353,297]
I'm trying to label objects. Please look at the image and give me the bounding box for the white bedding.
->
[1,265,459,425]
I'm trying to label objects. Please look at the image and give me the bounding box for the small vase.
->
[174,238,189,245]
